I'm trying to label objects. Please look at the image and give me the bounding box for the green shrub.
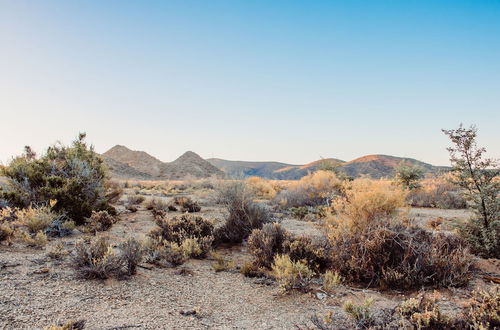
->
[1,134,116,225]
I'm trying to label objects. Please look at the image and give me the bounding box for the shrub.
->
[19,230,48,248]
[443,125,500,258]
[211,252,234,272]
[214,182,272,244]
[464,287,500,329]
[16,205,56,234]
[248,223,330,272]
[326,180,473,289]
[1,134,116,225]
[0,208,15,242]
[84,211,115,232]
[47,242,69,260]
[44,320,86,330]
[119,238,143,275]
[248,223,292,268]
[45,217,75,237]
[179,236,213,258]
[271,254,314,294]
[145,198,170,212]
[126,194,145,205]
[150,214,214,245]
[407,176,466,209]
[397,295,452,329]
[72,237,124,279]
[142,237,187,266]
[240,261,266,278]
[323,270,343,291]
[274,171,343,208]
[173,196,201,213]
[246,177,277,199]
[342,299,375,329]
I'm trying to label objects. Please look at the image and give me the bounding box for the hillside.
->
[339,154,445,179]
[103,146,224,180]
[209,155,445,179]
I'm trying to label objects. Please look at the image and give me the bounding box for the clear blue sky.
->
[1,0,499,166]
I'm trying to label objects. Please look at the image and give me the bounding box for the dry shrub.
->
[144,198,169,211]
[274,171,343,208]
[16,205,56,234]
[342,298,375,329]
[397,295,452,329]
[84,210,115,232]
[47,242,69,260]
[248,223,330,272]
[246,177,277,199]
[173,196,201,213]
[214,182,272,244]
[126,194,145,205]
[427,217,444,230]
[44,320,86,330]
[323,270,343,291]
[0,208,15,242]
[150,214,214,245]
[326,179,473,289]
[142,237,187,266]
[72,237,143,279]
[149,214,214,259]
[119,238,143,275]
[408,176,466,209]
[240,261,266,278]
[45,217,75,237]
[463,287,500,329]
[211,252,234,272]
[247,223,292,268]
[19,230,48,248]
[271,254,314,294]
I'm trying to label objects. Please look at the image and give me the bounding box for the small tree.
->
[395,161,424,190]
[442,125,500,258]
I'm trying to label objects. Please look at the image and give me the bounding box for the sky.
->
[1,0,499,166]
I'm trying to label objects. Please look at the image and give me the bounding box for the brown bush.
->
[246,177,278,199]
[248,223,292,268]
[72,237,124,279]
[326,179,473,289]
[119,238,143,275]
[150,214,214,245]
[142,237,187,267]
[126,194,145,205]
[407,176,466,209]
[463,287,500,329]
[84,210,115,232]
[173,196,201,213]
[144,198,169,211]
[213,182,272,244]
[247,223,330,272]
[274,171,343,208]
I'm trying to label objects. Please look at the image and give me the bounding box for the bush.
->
[395,161,424,190]
[397,295,452,329]
[126,194,145,205]
[44,320,86,330]
[0,208,15,242]
[18,230,48,248]
[173,196,201,213]
[16,205,56,234]
[84,211,115,232]
[72,237,143,279]
[150,214,214,245]
[211,252,234,272]
[271,254,314,294]
[274,171,343,208]
[179,237,213,258]
[248,223,292,268]
[240,261,266,278]
[45,217,75,237]
[326,179,473,289]
[248,223,330,272]
[342,299,375,329]
[246,177,278,199]
[144,198,169,211]
[323,270,343,291]
[464,287,500,329]
[142,237,187,266]
[1,134,116,225]
[214,182,272,244]
[407,176,466,209]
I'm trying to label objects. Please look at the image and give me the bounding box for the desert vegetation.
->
[0,128,498,329]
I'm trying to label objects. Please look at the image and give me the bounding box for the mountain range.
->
[102,145,447,180]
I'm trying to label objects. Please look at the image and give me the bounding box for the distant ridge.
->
[208,155,447,180]
[102,146,223,180]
